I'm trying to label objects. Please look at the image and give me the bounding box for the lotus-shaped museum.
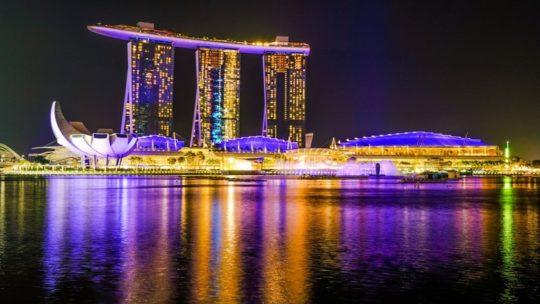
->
[50,101,137,165]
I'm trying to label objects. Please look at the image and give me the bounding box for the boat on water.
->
[401,170,461,183]
[224,176,266,182]
[299,174,369,180]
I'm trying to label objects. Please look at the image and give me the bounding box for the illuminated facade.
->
[339,132,502,158]
[123,39,174,137]
[135,135,184,152]
[263,52,307,147]
[219,136,297,153]
[50,102,138,166]
[89,23,310,145]
[191,48,240,147]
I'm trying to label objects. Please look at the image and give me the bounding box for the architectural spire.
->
[330,137,338,150]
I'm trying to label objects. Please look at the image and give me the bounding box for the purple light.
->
[340,131,493,147]
[219,136,298,153]
[135,135,184,152]
[88,26,311,55]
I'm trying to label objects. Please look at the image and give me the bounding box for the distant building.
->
[339,131,501,158]
[219,136,297,153]
[262,52,307,146]
[122,36,174,136]
[135,135,184,152]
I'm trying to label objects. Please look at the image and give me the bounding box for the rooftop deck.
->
[88,24,310,55]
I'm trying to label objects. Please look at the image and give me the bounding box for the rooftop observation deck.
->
[88,23,310,55]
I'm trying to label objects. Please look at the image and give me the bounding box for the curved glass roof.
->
[221,136,294,146]
[339,131,493,147]
[219,136,298,151]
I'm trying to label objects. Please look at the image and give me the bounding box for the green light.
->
[500,175,517,302]
[504,141,510,160]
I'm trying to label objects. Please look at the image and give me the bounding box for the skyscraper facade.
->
[263,53,306,146]
[90,23,310,145]
[191,48,240,147]
[122,39,174,136]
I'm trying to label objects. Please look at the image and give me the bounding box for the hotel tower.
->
[262,48,307,146]
[121,23,174,136]
[88,22,310,146]
[191,48,241,147]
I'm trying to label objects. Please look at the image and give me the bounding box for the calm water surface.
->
[0,176,539,303]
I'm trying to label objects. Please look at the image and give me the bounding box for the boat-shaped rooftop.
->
[88,23,310,55]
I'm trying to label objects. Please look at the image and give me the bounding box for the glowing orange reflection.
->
[191,181,213,302]
[215,183,241,302]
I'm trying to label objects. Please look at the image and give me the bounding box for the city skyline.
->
[1,1,539,158]
[90,22,309,148]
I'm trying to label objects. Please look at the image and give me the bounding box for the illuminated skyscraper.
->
[122,37,174,136]
[262,51,306,146]
[191,48,240,147]
[89,23,310,144]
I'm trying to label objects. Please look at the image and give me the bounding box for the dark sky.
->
[1,0,539,158]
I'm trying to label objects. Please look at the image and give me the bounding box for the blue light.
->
[218,136,298,153]
[339,131,492,147]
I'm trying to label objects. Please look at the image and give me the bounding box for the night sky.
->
[1,0,539,158]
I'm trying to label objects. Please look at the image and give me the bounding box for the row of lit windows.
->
[289,125,304,145]
[266,126,277,138]
[265,83,305,120]
[263,55,306,146]
[196,48,241,146]
[265,123,304,146]
[127,43,305,141]
[343,146,501,157]
[126,40,174,136]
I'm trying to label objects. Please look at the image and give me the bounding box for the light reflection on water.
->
[0,176,539,303]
